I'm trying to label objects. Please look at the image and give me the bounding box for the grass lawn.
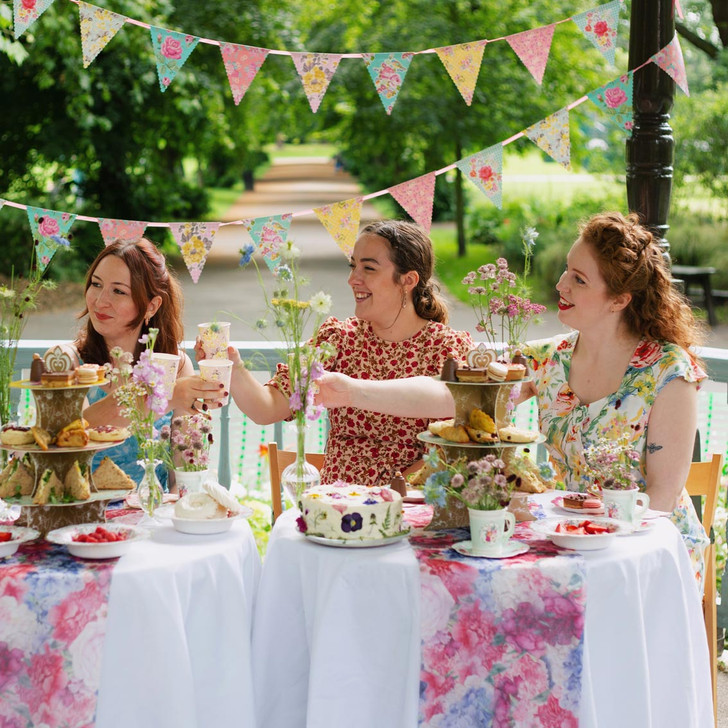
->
[264,142,338,159]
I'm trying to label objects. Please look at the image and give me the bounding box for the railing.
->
[8,341,728,490]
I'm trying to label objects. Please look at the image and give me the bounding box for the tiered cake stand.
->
[2,380,129,534]
[417,376,544,529]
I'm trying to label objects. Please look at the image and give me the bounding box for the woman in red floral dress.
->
[224,221,473,484]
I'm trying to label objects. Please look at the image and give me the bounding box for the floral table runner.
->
[0,541,115,728]
[412,524,586,727]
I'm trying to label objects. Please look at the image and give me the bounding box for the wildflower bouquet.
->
[168,413,213,471]
[584,435,640,490]
[461,227,546,351]
[423,448,514,511]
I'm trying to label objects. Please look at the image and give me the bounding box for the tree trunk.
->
[454,138,466,258]
[711,0,728,47]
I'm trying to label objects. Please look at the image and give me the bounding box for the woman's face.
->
[348,233,402,326]
[555,237,616,329]
[86,256,140,340]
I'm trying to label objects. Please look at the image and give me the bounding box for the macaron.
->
[486,361,508,382]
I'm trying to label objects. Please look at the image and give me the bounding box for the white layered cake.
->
[299,481,403,540]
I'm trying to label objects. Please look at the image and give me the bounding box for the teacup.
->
[602,487,650,525]
[151,353,180,400]
[468,507,515,556]
[198,322,231,359]
[198,360,233,406]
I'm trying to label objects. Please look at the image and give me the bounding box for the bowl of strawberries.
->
[46,523,148,559]
[0,526,40,558]
[532,517,628,551]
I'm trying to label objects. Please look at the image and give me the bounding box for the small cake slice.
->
[563,492,603,510]
[93,457,135,490]
[64,461,91,500]
[33,468,64,505]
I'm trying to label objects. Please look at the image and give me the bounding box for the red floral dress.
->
[268,317,473,484]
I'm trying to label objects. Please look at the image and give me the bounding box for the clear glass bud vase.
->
[137,460,164,518]
[280,417,320,507]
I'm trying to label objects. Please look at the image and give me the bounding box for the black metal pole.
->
[626,0,676,263]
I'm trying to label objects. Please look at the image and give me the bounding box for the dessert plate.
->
[155,505,253,535]
[403,489,425,504]
[0,526,40,558]
[617,519,656,536]
[553,496,604,515]
[305,529,411,549]
[452,539,530,559]
[46,523,148,559]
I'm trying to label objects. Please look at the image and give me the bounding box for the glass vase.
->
[280,417,320,507]
[137,461,164,518]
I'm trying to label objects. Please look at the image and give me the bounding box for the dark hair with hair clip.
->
[76,238,185,364]
[359,220,449,324]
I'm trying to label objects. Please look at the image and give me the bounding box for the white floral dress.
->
[526,331,709,592]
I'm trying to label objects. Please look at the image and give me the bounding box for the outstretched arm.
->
[316,372,455,419]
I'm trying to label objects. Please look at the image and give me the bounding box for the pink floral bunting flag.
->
[78,1,126,68]
[389,173,437,232]
[587,73,633,132]
[524,108,571,170]
[169,222,220,283]
[456,144,504,209]
[506,24,556,85]
[26,206,77,272]
[98,218,148,246]
[150,27,200,93]
[651,35,689,96]
[362,52,414,115]
[314,198,363,257]
[434,41,487,105]
[220,43,268,105]
[13,0,54,38]
[291,53,343,113]
[572,1,622,66]
[243,214,293,272]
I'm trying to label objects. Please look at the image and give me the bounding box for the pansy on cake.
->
[297,481,403,541]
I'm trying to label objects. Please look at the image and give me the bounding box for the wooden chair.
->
[268,443,325,524]
[685,452,724,726]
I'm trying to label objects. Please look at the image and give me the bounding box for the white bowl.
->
[532,517,627,551]
[0,526,40,558]
[169,510,250,535]
[46,523,148,559]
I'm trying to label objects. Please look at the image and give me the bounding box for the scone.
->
[0,425,35,447]
[93,457,135,490]
[31,426,52,451]
[498,426,539,443]
[438,425,470,444]
[465,426,499,444]
[88,425,130,442]
[428,419,454,437]
[55,428,90,448]
[468,409,496,434]
[64,461,91,500]
[33,468,64,505]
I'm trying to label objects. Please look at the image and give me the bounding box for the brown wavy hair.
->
[359,220,449,324]
[76,238,185,364]
[579,212,705,352]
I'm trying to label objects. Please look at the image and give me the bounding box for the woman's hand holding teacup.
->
[170,374,227,414]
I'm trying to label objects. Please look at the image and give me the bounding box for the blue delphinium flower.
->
[423,471,449,508]
[238,244,255,267]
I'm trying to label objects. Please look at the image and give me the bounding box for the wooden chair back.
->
[685,452,724,727]
[268,443,325,523]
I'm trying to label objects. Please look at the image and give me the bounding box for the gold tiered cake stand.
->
[2,380,129,534]
[417,376,544,529]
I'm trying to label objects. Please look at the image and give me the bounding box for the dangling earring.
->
[401,293,407,309]
[145,313,151,326]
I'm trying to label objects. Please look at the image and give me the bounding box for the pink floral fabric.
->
[413,525,586,727]
[268,317,473,484]
[0,541,115,727]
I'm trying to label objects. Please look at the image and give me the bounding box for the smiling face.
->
[556,237,618,329]
[348,233,405,327]
[85,256,141,342]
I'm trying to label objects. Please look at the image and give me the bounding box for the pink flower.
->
[604,86,627,109]
[21,0,36,9]
[419,572,455,639]
[21,647,69,712]
[37,216,59,237]
[50,578,110,644]
[160,36,183,60]
[0,643,23,691]
[594,20,609,37]
[478,165,494,183]
[536,694,578,728]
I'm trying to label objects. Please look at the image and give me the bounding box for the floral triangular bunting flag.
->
[243,214,293,272]
[291,52,342,113]
[434,41,486,105]
[651,35,689,96]
[572,1,622,66]
[78,2,125,68]
[314,198,362,257]
[26,206,76,272]
[169,222,220,283]
[98,218,148,246]
[506,25,555,85]
[524,108,571,170]
[14,0,54,38]
[587,72,634,132]
[150,27,200,93]
[456,145,504,209]
[363,52,414,115]
[220,43,268,106]
[389,173,437,232]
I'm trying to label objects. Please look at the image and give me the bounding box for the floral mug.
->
[602,487,650,525]
[468,507,515,556]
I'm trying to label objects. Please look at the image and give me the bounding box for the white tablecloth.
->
[95,519,261,728]
[252,496,713,728]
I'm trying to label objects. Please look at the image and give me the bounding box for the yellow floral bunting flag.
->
[314,198,363,258]
[78,2,126,67]
[389,173,437,232]
[291,53,342,113]
[434,41,487,106]
[524,108,571,170]
[506,25,556,85]
[169,222,220,283]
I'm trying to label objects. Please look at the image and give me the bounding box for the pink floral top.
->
[268,317,473,485]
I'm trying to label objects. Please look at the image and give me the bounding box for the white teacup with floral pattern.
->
[468,507,515,556]
[602,487,650,525]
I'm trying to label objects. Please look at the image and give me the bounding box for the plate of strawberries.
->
[46,523,149,559]
[532,517,628,551]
